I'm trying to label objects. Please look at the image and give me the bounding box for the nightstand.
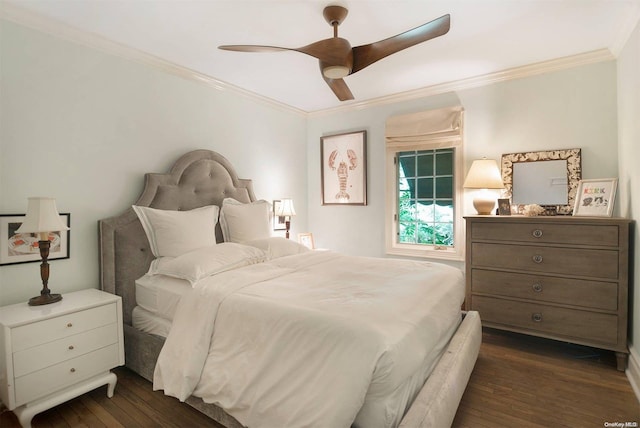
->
[0,289,124,427]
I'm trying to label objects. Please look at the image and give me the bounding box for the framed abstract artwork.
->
[320,130,367,205]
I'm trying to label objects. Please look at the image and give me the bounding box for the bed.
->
[98,149,481,428]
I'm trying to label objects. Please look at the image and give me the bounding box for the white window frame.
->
[385,109,465,261]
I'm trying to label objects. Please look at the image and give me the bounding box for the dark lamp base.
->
[29,293,62,306]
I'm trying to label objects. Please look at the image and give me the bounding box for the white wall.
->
[617,18,640,375]
[306,61,619,265]
[0,21,307,306]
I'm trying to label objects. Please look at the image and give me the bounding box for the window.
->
[385,107,464,260]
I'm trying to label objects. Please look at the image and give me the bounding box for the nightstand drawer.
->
[11,303,117,352]
[470,243,619,279]
[470,269,618,310]
[13,323,119,377]
[14,343,120,407]
[470,222,619,246]
[473,296,618,345]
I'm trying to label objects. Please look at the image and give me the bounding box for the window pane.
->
[398,222,416,243]
[435,151,453,175]
[417,223,435,244]
[399,154,416,178]
[417,178,433,199]
[416,154,434,176]
[435,177,453,198]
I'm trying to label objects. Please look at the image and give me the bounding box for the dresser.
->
[464,215,632,371]
[0,289,124,427]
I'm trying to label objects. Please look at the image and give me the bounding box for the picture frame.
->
[321,130,367,205]
[272,200,286,230]
[0,213,70,265]
[497,198,512,216]
[572,178,617,217]
[298,232,315,250]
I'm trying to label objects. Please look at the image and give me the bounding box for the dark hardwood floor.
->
[2,328,638,427]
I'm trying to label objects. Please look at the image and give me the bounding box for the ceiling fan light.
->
[323,65,350,79]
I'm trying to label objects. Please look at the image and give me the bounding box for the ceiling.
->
[3,0,640,112]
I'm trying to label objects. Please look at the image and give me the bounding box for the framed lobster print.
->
[320,130,367,205]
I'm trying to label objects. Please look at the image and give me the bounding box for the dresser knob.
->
[532,229,543,238]
[532,313,543,322]
[70,368,76,373]
[532,283,543,292]
[532,255,543,263]
[66,323,73,328]
[68,345,74,350]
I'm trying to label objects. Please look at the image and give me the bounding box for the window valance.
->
[385,106,464,147]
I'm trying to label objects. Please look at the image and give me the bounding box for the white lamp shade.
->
[276,199,296,217]
[16,197,69,234]
[463,159,505,189]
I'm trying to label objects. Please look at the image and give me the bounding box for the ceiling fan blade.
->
[218,45,292,53]
[323,76,354,101]
[220,39,351,65]
[351,14,450,74]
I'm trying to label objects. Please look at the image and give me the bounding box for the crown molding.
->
[1,2,616,117]
[0,2,307,117]
[309,48,615,117]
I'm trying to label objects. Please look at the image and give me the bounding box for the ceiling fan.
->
[219,5,450,101]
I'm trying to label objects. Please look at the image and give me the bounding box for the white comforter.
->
[153,250,464,428]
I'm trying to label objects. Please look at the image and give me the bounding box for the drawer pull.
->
[70,368,76,373]
[66,323,73,328]
[532,283,543,292]
[532,255,543,264]
[68,345,74,350]
[532,229,543,238]
[532,313,543,322]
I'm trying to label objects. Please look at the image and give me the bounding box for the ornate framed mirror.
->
[501,148,582,215]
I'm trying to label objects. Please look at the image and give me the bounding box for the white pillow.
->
[132,205,219,257]
[244,237,310,260]
[152,243,266,285]
[219,198,271,243]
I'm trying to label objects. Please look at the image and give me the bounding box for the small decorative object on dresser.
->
[497,199,511,216]
[0,289,124,426]
[465,215,632,371]
[573,178,617,217]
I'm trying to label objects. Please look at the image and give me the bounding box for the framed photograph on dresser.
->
[573,178,617,217]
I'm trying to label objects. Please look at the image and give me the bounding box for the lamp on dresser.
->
[276,198,296,239]
[463,158,505,215]
[16,197,69,306]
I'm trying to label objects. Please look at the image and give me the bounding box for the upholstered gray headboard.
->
[98,149,256,325]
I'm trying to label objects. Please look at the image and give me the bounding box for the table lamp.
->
[463,158,505,215]
[16,197,69,305]
[276,199,296,239]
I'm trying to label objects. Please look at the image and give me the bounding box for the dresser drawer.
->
[11,303,117,352]
[470,269,618,310]
[14,343,120,407]
[470,243,619,279]
[470,222,619,247]
[473,296,618,345]
[13,323,119,377]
